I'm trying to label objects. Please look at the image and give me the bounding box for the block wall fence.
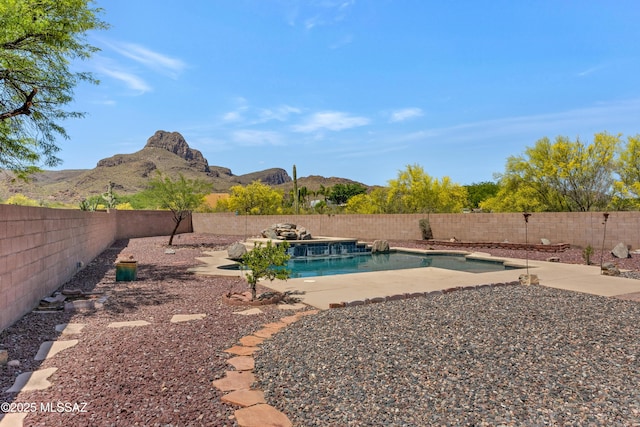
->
[0,206,191,332]
[192,211,640,250]
[2,208,640,331]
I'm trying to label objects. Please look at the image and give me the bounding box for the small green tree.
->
[241,241,290,300]
[147,173,212,245]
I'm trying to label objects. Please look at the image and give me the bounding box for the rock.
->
[0,349,7,365]
[541,238,551,245]
[611,242,630,259]
[164,248,176,254]
[8,360,20,367]
[144,130,210,172]
[227,242,247,260]
[601,262,621,276]
[519,274,539,285]
[546,257,560,262]
[371,240,390,253]
[261,224,312,240]
[262,228,279,239]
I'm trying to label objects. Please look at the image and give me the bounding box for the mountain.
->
[0,130,367,205]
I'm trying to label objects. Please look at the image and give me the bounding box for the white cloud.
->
[104,41,187,78]
[389,108,424,123]
[95,65,152,94]
[222,111,243,122]
[232,130,284,146]
[292,111,370,132]
[258,105,302,122]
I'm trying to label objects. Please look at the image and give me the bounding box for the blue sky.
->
[60,0,640,186]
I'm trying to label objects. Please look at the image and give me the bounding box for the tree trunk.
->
[250,283,257,301]
[168,219,181,246]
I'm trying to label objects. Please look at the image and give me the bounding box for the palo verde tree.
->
[220,180,284,215]
[147,173,212,245]
[0,0,108,178]
[614,134,640,210]
[387,164,468,213]
[483,132,620,212]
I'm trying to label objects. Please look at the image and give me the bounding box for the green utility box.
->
[115,260,137,281]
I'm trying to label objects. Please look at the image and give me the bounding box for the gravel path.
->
[2,234,640,426]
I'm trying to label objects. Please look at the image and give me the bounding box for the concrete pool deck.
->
[190,249,640,309]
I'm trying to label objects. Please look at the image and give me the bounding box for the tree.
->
[614,134,640,209]
[344,187,391,214]
[465,181,500,209]
[241,240,290,300]
[387,164,467,213]
[223,181,284,215]
[485,133,619,212]
[326,183,367,205]
[0,0,108,178]
[147,173,212,245]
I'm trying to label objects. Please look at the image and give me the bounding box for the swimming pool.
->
[285,251,520,278]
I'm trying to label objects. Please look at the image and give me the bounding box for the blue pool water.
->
[285,251,520,278]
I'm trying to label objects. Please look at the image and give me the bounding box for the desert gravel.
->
[256,285,640,426]
[2,234,640,426]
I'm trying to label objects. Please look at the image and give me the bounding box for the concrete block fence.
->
[2,207,639,331]
[0,206,191,332]
[192,211,640,250]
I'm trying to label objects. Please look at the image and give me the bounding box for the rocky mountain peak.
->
[144,130,210,172]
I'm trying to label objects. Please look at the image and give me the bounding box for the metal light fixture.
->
[523,212,531,276]
[600,212,609,274]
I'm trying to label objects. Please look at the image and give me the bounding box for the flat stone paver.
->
[233,308,263,316]
[212,371,256,392]
[278,316,300,325]
[239,335,265,347]
[262,322,288,331]
[107,320,150,328]
[54,323,86,335]
[227,356,255,371]
[277,303,307,310]
[235,404,293,427]
[34,340,79,361]
[5,368,58,393]
[170,313,206,323]
[222,389,266,407]
[224,345,260,356]
[253,327,282,338]
[0,412,28,427]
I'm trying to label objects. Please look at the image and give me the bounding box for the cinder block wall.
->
[0,205,117,332]
[192,212,640,249]
[0,207,192,332]
[115,210,192,239]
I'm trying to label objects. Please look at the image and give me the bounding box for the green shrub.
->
[582,244,594,265]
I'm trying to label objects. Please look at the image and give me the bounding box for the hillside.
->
[0,130,368,205]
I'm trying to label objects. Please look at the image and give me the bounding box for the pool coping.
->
[190,248,640,310]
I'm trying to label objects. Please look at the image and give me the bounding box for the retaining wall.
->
[192,212,640,249]
[0,206,191,331]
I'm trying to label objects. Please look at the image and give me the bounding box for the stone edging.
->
[329,281,521,308]
[420,240,571,252]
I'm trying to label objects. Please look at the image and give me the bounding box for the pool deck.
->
[190,248,640,309]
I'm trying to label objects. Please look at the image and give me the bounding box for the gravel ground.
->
[256,286,640,426]
[2,234,640,426]
[1,234,286,427]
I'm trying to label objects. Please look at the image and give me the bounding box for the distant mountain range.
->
[0,130,367,205]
